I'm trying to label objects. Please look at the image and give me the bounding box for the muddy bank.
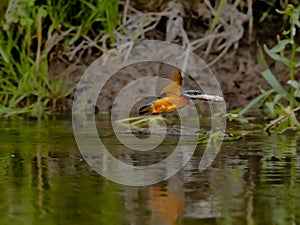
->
[49,1,297,113]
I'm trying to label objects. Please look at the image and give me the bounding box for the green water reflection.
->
[0,119,300,225]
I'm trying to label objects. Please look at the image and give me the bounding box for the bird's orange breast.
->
[150,96,190,114]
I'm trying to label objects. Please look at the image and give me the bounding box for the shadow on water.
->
[0,118,300,225]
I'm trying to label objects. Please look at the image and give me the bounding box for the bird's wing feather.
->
[155,57,182,98]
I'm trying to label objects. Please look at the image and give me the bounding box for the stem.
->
[289,9,296,107]
[289,42,296,107]
[36,12,42,72]
[264,106,300,133]
[289,41,296,81]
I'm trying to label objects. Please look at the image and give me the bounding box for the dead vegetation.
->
[48,0,293,111]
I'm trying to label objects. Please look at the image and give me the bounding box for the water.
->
[0,118,300,225]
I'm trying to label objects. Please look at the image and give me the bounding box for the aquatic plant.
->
[115,115,173,131]
[238,4,300,133]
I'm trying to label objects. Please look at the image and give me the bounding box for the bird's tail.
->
[138,105,151,115]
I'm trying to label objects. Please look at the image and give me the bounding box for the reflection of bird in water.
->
[138,63,223,115]
[150,186,185,225]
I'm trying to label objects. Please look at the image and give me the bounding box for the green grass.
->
[237,4,300,133]
[0,0,119,118]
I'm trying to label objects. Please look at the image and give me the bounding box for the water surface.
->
[0,118,300,225]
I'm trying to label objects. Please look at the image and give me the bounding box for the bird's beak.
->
[183,93,224,102]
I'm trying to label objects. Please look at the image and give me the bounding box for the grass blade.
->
[239,89,274,115]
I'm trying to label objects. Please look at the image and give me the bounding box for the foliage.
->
[0,0,119,118]
[210,0,227,31]
[257,0,299,22]
[115,115,173,130]
[238,4,300,133]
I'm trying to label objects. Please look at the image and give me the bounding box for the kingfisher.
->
[138,63,223,115]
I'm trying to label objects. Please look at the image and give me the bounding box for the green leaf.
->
[38,7,48,18]
[28,0,36,6]
[282,30,290,35]
[270,40,290,53]
[261,69,291,101]
[258,44,268,68]
[211,0,227,31]
[20,18,28,26]
[290,111,300,126]
[276,4,295,15]
[283,105,292,114]
[237,117,249,124]
[276,118,289,133]
[0,45,9,63]
[289,112,300,127]
[287,80,300,98]
[294,89,300,98]
[274,94,282,103]
[259,8,271,23]
[226,111,249,123]
[266,101,275,114]
[239,89,274,115]
[264,45,290,65]
[287,80,299,89]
